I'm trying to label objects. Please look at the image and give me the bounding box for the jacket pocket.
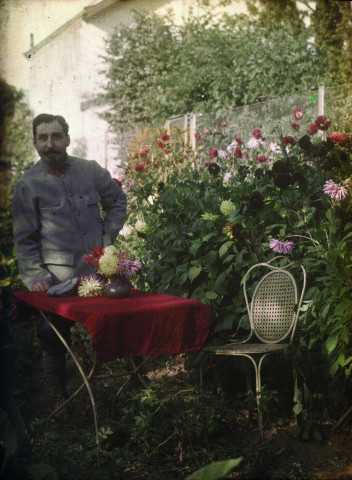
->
[82,191,100,206]
[42,251,75,266]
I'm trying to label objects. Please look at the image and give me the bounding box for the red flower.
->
[209,148,218,158]
[234,137,243,145]
[291,122,300,131]
[328,131,351,147]
[195,133,201,140]
[292,108,304,120]
[252,128,262,140]
[307,123,319,135]
[203,161,212,167]
[157,141,165,148]
[219,121,227,127]
[315,115,331,131]
[202,129,210,135]
[134,163,146,173]
[281,135,295,145]
[234,147,242,159]
[160,133,170,142]
[256,155,269,163]
[163,149,169,155]
[83,245,104,269]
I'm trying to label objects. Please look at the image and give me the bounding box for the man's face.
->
[33,120,70,164]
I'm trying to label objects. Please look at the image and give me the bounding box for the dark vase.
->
[104,275,131,299]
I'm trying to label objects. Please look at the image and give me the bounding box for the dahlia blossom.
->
[209,148,218,158]
[281,135,295,145]
[134,163,146,173]
[323,180,348,201]
[201,212,219,221]
[194,133,201,140]
[157,141,165,149]
[218,150,228,159]
[219,121,227,127]
[78,275,104,297]
[160,133,170,142]
[292,109,304,120]
[291,122,300,131]
[256,155,269,163]
[252,128,263,140]
[235,137,243,145]
[98,253,120,276]
[307,123,319,135]
[234,146,242,158]
[328,132,351,147]
[220,200,235,216]
[135,219,149,234]
[247,137,260,149]
[269,142,282,154]
[83,245,104,269]
[315,115,331,131]
[202,128,210,135]
[269,239,294,254]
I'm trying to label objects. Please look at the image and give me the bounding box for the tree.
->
[100,10,330,131]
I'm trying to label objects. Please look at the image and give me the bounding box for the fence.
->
[114,83,352,163]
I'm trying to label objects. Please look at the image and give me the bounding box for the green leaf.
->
[205,291,218,300]
[326,335,338,355]
[219,241,233,258]
[189,266,202,283]
[186,458,243,480]
[190,241,203,256]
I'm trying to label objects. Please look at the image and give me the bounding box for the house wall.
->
[26,0,247,171]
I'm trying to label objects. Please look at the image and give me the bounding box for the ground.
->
[12,324,352,480]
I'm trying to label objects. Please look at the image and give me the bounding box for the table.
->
[13,289,212,445]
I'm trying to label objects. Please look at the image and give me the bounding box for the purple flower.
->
[323,180,348,201]
[270,239,294,254]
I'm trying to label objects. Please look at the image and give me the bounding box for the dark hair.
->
[33,114,69,137]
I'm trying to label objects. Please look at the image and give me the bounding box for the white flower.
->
[247,137,260,149]
[78,275,104,297]
[269,142,282,154]
[227,140,238,152]
[104,245,118,255]
[98,253,119,276]
[120,225,132,237]
[135,219,149,233]
[218,150,228,159]
[223,172,233,183]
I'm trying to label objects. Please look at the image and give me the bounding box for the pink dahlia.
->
[328,131,351,147]
[209,148,218,158]
[269,239,294,254]
[252,128,263,140]
[219,121,227,128]
[195,133,201,140]
[235,137,243,145]
[307,123,319,135]
[134,163,146,173]
[281,135,295,145]
[256,155,269,163]
[292,109,304,120]
[202,128,210,135]
[291,122,300,131]
[323,180,348,201]
[157,141,165,149]
[315,115,331,131]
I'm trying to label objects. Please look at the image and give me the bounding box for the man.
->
[13,113,127,409]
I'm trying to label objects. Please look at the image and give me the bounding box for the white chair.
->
[201,257,306,439]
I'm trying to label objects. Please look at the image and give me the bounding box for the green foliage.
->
[118,110,352,437]
[101,10,329,130]
[186,457,243,480]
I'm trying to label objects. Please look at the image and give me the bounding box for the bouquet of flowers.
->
[78,245,142,297]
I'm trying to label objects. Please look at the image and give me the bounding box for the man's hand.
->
[32,280,51,292]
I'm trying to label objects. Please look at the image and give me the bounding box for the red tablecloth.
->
[13,290,212,363]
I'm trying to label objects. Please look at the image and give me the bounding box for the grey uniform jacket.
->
[13,156,127,289]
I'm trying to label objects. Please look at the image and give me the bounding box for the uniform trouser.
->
[37,314,76,397]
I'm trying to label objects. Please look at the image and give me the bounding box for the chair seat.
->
[203,343,288,355]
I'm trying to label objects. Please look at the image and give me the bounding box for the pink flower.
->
[269,239,294,254]
[315,115,331,131]
[83,246,104,269]
[328,132,351,147]
[157,141,165,149]
[234,147,242,159]
[160,133,170,142]
[323,180,348,201]
[291,122,300,131]
[252,128,263,140]
[307,123,319,135]
[292,109,304,120]
[209,148,218,158]
[219,121,227,127]
[195,133,201,140]
[235,137,243,145]
[202,129,210,135]
[281,135,295,145]
[256,155,269,163]
[203,161,212,167]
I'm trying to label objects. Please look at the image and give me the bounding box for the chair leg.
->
[246,364,253,423]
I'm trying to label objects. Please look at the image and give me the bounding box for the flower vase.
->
[104,275,131,299]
